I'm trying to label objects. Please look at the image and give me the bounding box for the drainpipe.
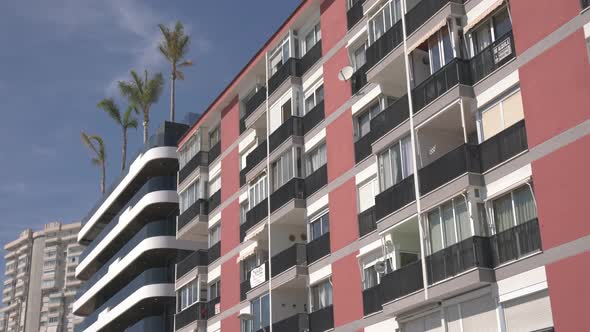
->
[264,50,274,332]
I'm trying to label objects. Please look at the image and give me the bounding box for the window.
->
[491,185,537,233]
[355,96,396,139]
[305,143,327,175]
[303,23,321,55]
[271,149,297,191]
[358,177,378,213]
[479,90,524,141]
[428,26,454,73]
[209,280,221,300]
[209,126,220,147]
[241,252,268,282]
[310,279,333,311]
[352,43,367,71]
[269,36,293,75]
[178,279,199,311]
[243,294,270,332]
[469,8,512,56]
[305,83,324,114]
[368,0,402,44]
[209,224,221,247]
[179,180,201,213]
[209,175,221,196]
[378,136,414,191]
[309,212,330,241]
[179,132,202,168]
[428,196,472,253]
[240,202,248,225]
[248,174,268,208]
[363,265,378,289]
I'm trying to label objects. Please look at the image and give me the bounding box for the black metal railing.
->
[240,169,247,188]
[418,144,481,195]
[405,0,464,36]
[347,0,366,30]
[240,261,269,301]
[309,305,334,332]
[354,133,374,164]
[305,165,328,198]
[583,0,590,9]
[175,301,208,330]
[269,116,304,152]
[470,31,515,83]
[208,241,221,263]
[479,120,527,172]
[207,297,221,318]
[240,118,247,134]
[381,260,424,303]
[272,313,309,332]
[245,87,267,119]
[370,94,409,141]
[412,58,472,111]
[179,151,208,184]
[268,58,302,96]
[375,175,416,221]
[242,198,268,242]
[176,250,208,280]
[358,206,377,237]
[245,140,268,174]
[271,243,307,278]
[300,41,322,75]
[208,190,222,212]
[303,101,325,135]
[208,141,222,164]
[270,177,306,212]
[177,199,209,232]
[307,232,331,264]
[362,284,383,315]
[426,236,493,284]
[366,20,403,70]
[351,64,368,95]
[490,218,542,267]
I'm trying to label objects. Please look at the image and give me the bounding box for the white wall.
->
[271,288,308,323]
[270,224,307,256]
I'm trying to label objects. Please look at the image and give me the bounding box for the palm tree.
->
[97,98,138,172]
[81,132,107,194]
[158,21,192,122]
[118,70,164,144]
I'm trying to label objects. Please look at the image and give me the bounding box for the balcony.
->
[177,199,209,232]
[176,250,208,280]
[304,165,327,198]
[269,116,304,153]
[358,206,377,238]
[354,133,374,164]
[245,87,267,120]
[351,64,368,95]
[208,242,221,263]
[240,261,269,301]
[470,31,515,84]
[370,95,409,142]
[272,313,309,332]
[271,177,306,212]
[375,175,416,221]
[405,0,464,36]
[271,243,307,278]
[208,141,222,165]
[303,101,325,135]
[479,120,527,172]
[207,297,221,318]
[418,144,480,196]
[306,232,331,264]
[381,260,424,303]
[362,284,382,316]
[244,140,268,176]
[490,218,542,267]
[309,305,334,332]
[174,301,207,330]
[208,190,222,213]
[426,236,493,285]
[366,21,403,71]
[300,41,322,75]
[412,58,472,112]
[268,58,302,96]
[179,151,208,184]
[347,0,366,30]
[242,198,268,242]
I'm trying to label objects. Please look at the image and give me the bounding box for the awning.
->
[243,222,267,242]
[237,241,259,263]
[463,0,505,33]
[408,18,449,53]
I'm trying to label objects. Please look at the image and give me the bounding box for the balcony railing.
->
[240,118,247,134]
[381,259,424,303]
[306,232,331,264]
[240,169,247,188]
[305,165,328,198]
[242,198,268,242]
[271,243,307,278]
[208,190,222,212]
[366,20,403,70]
[375,175,416,221]
[426,236,493,284]
[208,241,221,263]
[354,133,374,164]
[176,250,208,280]
[177,199,209,232]
[490,218,542,267]
[362,284,382,316]
[272,313,309,332]
[347,0,366,30]
[240,261,269,301]
[370,94,409,141]
[470,31,515,84]
[583,0,590,9]
[412,58,472,111]
[300,41,322,75]
[269,116,304,153]
[418,144,481,195]
[270,177,306,212]
[174,301,207,330]
[309,305,334,332]
[245,87,267,119]
[351,64,368,95]
[358,206,377,238]
[268,58,302,96]
[207,297,221,318]
[208,141,222,164]
[405,0,464,36]
[479,120,527,172]
[245,140,268,173]
[179,151,208,184]
[303,101,325,135]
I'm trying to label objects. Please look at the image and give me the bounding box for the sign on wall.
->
[249,264,266,288]
[493,37,513,64]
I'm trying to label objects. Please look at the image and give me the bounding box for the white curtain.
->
[429,209,443,253]
[493,194,514,233]
[513,186,537,225]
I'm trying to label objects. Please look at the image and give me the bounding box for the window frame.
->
[309,211,330,241]
[377,135,414,192]
[427,196,473,254]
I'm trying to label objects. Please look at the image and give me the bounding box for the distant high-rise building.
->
[1,221,84,332]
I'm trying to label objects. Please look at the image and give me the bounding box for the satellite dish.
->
[374,260,386,274]
[338,66,354,81]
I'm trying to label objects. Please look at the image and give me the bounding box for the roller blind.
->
[504,290,553,332]
[460,294,498,332]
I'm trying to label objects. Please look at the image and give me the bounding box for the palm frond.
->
[97,98,122,125]
[89,135,106,161]
[178,60,192,68]
[80,131,98,155]
[122,106,139,129]
[175,70,185,80]
[145,72,164,104]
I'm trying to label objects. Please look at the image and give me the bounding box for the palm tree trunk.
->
[170,73,175,122]
[143,110,149,144]
[122,129,127,172]
[101,161,106,194]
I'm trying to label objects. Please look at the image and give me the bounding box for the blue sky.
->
[0,0,300,280]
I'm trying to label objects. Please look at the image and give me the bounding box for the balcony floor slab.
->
[413,84,475,128]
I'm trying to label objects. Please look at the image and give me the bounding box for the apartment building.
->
[173,0,590,331]
[72,121,196,332]
[1,222,84,332]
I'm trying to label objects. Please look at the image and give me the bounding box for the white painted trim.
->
[358,238,382,257]
[309,264,332,285]
[346,25,368,49]
[208,211,222,229]
[352,85,382,116]
[239,130,258,154]
[304,128,326,152]
[207,320,221,332]
[355,161,378,185]
[307,194,329,217]
[209,159,222,179]
[207,265,221,284]
[303,67,324,91]
[485,164,532,200]
[497,266,548,303]
[476,70,519,106]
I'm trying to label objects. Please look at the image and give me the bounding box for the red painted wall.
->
[221,201,240,256]
[328,178,359,251]
[221,148,240,202]
[320,0,348,51]
[326,111,355,181]
[322,48,353,117]
[332,253,364,327]
[221,97,240,151]
[220,313,241,332]
[220,255,240,311]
